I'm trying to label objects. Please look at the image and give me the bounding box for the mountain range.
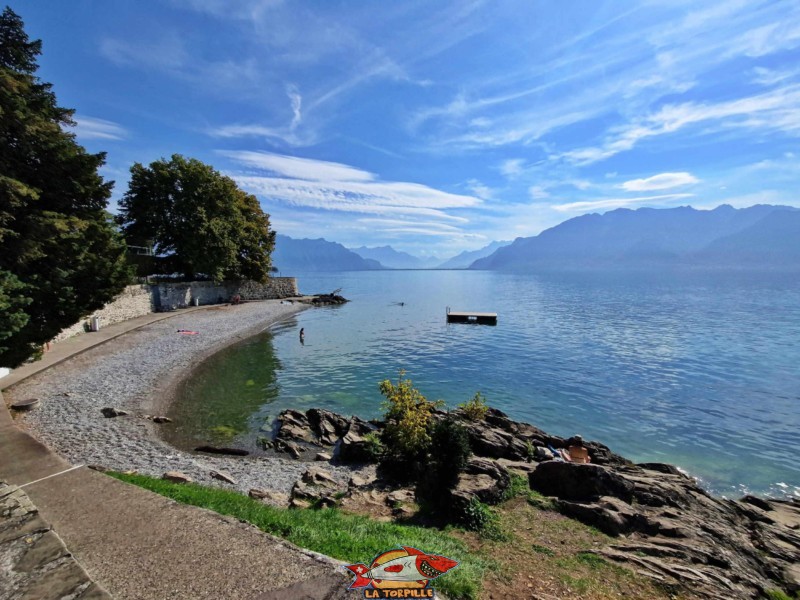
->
[471,204,800,270]
[437,240,511,269]
[272,235,381,272]
[348,245,438,269]
[272,205,800,272]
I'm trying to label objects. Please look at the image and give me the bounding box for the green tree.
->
[0,7,129,367]
[118,155,275,282]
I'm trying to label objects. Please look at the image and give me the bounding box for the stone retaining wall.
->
[53,284,155,342]
[53,278,299,342]
[153,278,298,309]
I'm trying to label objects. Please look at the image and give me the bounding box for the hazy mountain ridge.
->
[470,205,800,270]
[349,245,439,269]
[272,235,383,272]
[436,240,512,269]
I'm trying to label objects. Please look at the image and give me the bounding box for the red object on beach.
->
[176,330,199,335]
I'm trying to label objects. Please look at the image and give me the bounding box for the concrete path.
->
[1,306,350,599]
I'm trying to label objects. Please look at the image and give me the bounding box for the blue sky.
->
[15,0,800,258]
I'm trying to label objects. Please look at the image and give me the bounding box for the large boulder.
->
[556,496,652,536]
[464,422,530,461]
[449,457,511,509]
[276,409,315,444]
[335,417,377,463]
[306,409,349,446]
[529,461,635,502]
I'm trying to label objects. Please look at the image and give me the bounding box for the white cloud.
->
[619,172,699,191]
[221,151,480,228]
[499,158,525,178]
[528,186,550,200]
[209,124,314,147]
[551,193,694,213]
[287,84,302,130]
[466,179,493,200]
[100,35,188,70]
[751,66,800,87]
[730,21,800,58]
[562,85,800,165]
[219,150,374,182]
[71,116,127,141]
[176,0,284,21]
[356,218,460,232]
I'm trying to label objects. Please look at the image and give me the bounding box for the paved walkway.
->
[1,307,350,599]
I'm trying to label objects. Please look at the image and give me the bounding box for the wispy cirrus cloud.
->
[71,116,128,141]
[174,0,284,21]
[562,85,800,165]
[552,193,694,213]
[220,151,479,231]
[751,66,800,87]
[100,33,261,90]
[619,172,699,192]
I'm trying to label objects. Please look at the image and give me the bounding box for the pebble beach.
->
[7,300,358,494]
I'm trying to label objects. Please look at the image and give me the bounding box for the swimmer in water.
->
[299,328,305,344]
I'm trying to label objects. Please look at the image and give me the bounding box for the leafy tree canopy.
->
[0,7,129,367]
[118,155,275,283]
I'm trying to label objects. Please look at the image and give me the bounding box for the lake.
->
[165,269,800,498]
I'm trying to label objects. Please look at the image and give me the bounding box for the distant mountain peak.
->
[470,204,800,271]
[272,234,383,272]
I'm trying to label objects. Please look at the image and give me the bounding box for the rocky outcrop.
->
[307,409,349,445]
[529,461,800,599]
[272,409,378,463]
[273,405,800,599]
[449,457,511,513]
[529,461,635,503]
[444,407,629,466]
[308,293,348,306]
[289,468,344,509]
[336,417,378,463]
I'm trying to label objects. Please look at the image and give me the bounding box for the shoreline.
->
[6,299,362,494]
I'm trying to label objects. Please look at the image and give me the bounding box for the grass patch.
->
[531,544,555,557]
[473,497,681,599]
[108,472,489,600]
[764,590,798,600]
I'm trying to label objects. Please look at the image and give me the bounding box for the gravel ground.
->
[7,301,360,494]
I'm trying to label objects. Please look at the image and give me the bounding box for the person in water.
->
[299,328,305,343]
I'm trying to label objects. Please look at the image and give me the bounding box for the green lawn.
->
[108,472,491,599]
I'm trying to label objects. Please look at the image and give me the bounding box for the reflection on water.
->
[163,319,292,451]
[166,270,800,498]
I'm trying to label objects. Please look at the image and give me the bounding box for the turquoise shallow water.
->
[167,269,800,498]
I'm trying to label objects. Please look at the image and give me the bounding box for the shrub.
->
[458,498,506,540]
[417,417,471,512]
[363,431,385,463]
[379,371,442,461]
[459,392,488,421]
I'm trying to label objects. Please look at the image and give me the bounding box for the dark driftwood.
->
[194,445,249,456]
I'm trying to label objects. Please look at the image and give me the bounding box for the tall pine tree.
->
[0,7,129,367]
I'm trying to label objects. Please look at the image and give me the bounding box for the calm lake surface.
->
[166,269,800,498]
